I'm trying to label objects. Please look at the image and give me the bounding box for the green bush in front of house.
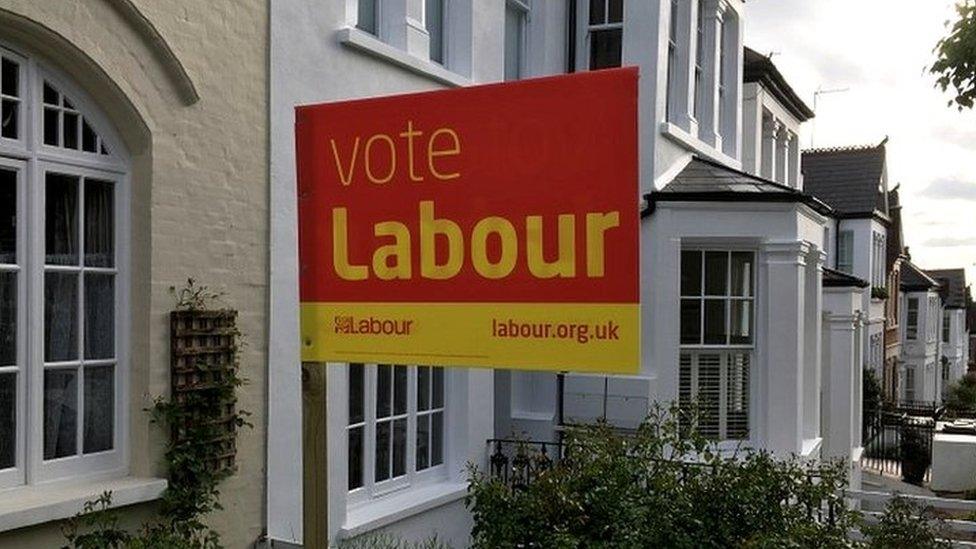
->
[466,405,953,548]
[467,405,857,548]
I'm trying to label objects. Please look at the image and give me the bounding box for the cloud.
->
[919,178,976,200]
[923,236,976,248]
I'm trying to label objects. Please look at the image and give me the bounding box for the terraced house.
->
[268,1,875,546]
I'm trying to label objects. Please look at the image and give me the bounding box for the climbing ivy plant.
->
[63,279,250,549]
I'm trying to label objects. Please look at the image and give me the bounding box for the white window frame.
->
[576,0,624,71]
[0,43,129,490]
[943,310,951,344]
[904,366,915,402]
[504,0,530,81]
[679,248,756,443]
[354,0,380,36]
[906,297,919,341]
[927,296,939,343]
[836,230,853,274]
[346,364,447,508]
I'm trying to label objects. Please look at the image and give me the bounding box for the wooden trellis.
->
[170,309,239,474]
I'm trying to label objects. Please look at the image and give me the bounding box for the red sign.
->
[297,68,640,373]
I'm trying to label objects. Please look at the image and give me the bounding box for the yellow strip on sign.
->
[300,302,639,374]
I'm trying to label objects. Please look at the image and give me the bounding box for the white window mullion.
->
[718,352,728,440]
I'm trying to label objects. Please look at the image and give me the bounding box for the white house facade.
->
[802,143,892,390]
[928,269,970,391]
[268,0,872,546]
[900,261,942,404]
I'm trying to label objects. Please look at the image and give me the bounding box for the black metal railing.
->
[487,438,565,489]
[862,410,934,485]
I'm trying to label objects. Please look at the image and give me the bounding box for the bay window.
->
[347,363,446,500]
[0,45,128,490]
[679,249,754,441]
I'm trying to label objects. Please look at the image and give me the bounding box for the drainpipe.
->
[567,0,576,73]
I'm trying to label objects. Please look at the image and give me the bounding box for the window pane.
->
[426,0,444,64]
[704,252,728,295]
[0,272,15,366]
[43,82,59,105]
[703,299,726,345]
[589,29,622,70]
[730,253,753,297]
[730,300,752,345]
[416,414,430,471]
[393,365,407,415]
[0,373,13,469]
[0,168,14,264]
[46,173,79,265]
[375,421,390,482]
[85,179,114,267]
[418,366,430,411]
[82,119,97,153]
[349,363,364,425]
[680,251,702,296]
[608,0,623,23]
[376,364,391,418]
[504,4,524,81]
[432,367,444,408]
[1,99,16,139]
[1,58,17,97]
[392,418,406,478]
[589,0,605,24]
[43,107,59,146]
[348,426,363,490]
[63,111,79,150]
[356,0,377,35]
[83,365,113,453]
[44,368,77,459]
[432,411,443,466]
[680,299,701,345]
[45,272,78,362]
[84,274,114,360]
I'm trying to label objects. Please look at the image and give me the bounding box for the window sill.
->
[660,122,742,171]
[341,481,468,539]
[0,476,167,533]
[336,27,471,88]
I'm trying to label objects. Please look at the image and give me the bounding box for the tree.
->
[931,1,976,110]
[945,372,976,411]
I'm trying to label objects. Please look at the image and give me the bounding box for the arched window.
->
[0,43,128,489]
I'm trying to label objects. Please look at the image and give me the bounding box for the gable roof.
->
[743,47,815,122]
[927,268,968,309]
[823,267,869,289]
[902,260,941,291]
[646,156,833,216]
[801,142,889,219]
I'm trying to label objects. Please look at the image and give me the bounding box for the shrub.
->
[863,496,950,549]
[466,405,857,548]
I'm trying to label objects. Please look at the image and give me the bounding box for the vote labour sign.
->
[296,68,639,373]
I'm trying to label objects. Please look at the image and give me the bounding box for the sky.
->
[745,0,976,285]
